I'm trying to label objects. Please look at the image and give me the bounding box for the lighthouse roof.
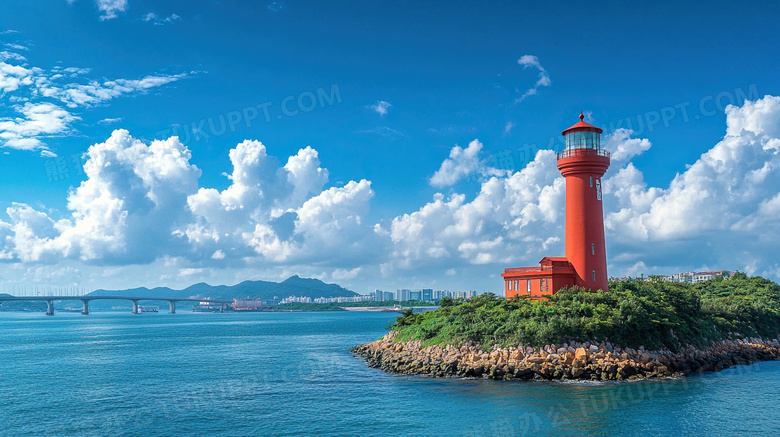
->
[562,112,603,136]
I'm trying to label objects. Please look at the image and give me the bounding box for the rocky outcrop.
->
[351,331,780,381]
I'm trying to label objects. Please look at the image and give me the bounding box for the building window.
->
[507,280,512,291]
[514,280,518,291]
[527,280,531,294]
[596,179,602,201]
[539,279,543,292]
[592,270,596,282]
[591,243,595,255]
[589,176,593,187]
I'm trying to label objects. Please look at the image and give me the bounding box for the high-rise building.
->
[502,112,611,298]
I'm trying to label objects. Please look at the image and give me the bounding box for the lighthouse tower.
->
[557,113,610,292]
[502,112,610,299]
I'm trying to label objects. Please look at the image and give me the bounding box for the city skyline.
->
[1,1,780,295]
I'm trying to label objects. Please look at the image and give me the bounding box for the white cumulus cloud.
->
[429,139,507,187]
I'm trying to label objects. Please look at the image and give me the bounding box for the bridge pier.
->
[131,300,139,314]
[46,300,54,316]
[81,299,89,315]
[168,301,176,314]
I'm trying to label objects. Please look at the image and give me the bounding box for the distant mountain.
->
[89,275,359,301]
[0,293,48,312]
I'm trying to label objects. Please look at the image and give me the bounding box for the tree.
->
[439,297,455,307]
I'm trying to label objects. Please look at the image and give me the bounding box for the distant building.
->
[279,296,312,304]
[363,288,486,302]
[663,270,731,284]
[312,295,374,304]
[233,298,264,310]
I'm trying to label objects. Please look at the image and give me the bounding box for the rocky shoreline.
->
[351,331,780,381]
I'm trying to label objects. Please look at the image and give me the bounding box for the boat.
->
[138,305,159,313]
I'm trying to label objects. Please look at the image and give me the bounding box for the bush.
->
[387,274,780,351]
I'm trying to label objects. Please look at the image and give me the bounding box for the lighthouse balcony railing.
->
[504,266,552,273]
[557,148,610,160]
[504,266,575,275]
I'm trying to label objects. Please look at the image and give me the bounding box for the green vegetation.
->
[389,273,780,351]
[277,300,434,311]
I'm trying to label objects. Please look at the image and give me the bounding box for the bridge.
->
[0,295,232,316]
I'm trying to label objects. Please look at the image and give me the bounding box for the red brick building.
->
[503,113,611,299]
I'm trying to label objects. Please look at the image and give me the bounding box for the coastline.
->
[351,331,780,381]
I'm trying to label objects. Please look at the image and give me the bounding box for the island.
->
[351,273,780,381]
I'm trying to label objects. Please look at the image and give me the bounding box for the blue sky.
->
[1,0,780,295]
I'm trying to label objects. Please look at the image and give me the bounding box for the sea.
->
[1,311,778,436]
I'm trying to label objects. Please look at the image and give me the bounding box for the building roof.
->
[539,256,571,267]
[562,112,603,135]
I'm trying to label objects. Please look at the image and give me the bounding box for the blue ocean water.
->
[1,311,778,436]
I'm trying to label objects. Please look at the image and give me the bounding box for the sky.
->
[1,0,780,295]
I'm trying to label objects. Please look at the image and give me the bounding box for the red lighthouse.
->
[502,112,610,298]
[558,113,610,292]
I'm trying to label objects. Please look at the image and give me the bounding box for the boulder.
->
[617,363,637,378]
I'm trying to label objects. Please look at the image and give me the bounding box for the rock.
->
[351,329,780,383]
[618,364,637,378]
